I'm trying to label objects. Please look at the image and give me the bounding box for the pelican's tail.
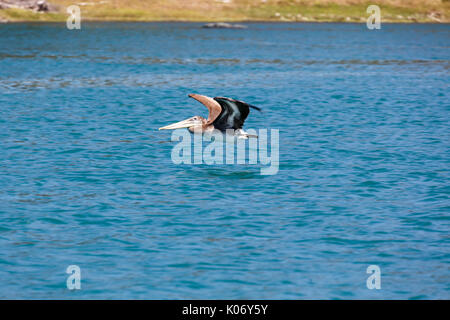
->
[248,104,262,112]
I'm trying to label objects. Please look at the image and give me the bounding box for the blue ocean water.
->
[0,22,449,299]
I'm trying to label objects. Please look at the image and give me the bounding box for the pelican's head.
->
[159,116,205,131]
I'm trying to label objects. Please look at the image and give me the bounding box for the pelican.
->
[159,94,261,138]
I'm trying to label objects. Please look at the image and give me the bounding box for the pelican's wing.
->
[188,94,222,124]
[212,97,261,131]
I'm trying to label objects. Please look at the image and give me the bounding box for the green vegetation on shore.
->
[0,0,448,23]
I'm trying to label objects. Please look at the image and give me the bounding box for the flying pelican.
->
[159,94,261,138]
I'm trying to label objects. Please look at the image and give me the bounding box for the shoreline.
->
[0,1,448,24]
[2,19,449,24]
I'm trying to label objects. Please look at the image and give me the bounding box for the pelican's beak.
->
[158,118,197,130]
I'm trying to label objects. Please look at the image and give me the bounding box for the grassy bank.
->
[0,0,449,23]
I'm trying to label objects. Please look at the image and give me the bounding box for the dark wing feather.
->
[212,97,260,131]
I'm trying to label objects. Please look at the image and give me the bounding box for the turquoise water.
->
[0,22,449,299]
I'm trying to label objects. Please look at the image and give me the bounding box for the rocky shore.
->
[202,22,247,29]
[0,0,55,12]
[0,0,59,22]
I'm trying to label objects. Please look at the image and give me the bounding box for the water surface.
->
[0,22,449,299]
